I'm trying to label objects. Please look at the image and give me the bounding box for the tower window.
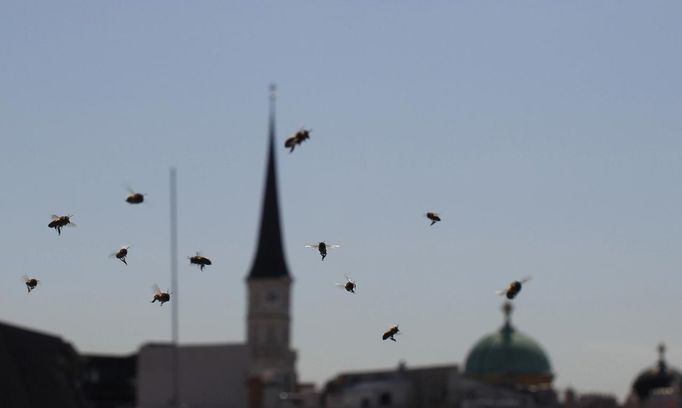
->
[379,392,392,406]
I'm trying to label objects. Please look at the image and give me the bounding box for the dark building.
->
[322,362,456,408]
[0,320,86,408]
[626,344,682,408]
[81,353,137,408]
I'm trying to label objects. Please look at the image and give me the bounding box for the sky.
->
[1,0,682,401]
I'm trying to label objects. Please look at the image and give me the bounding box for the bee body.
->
[498,277,531,300]
[284,128,311,153]
[48,215,74,235]
[23,275,39,293]
[126,193,145,204]
[111,246,131,265]
[336,275,357,294]
[426,212,441,226]
[382,325,400,342]
[151,285,171,306]
[305,241,339,261]
[189,253,212,271]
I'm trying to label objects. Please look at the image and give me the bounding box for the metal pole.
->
[170,167,179,408]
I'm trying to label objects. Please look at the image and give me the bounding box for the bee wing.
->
[152,284,161,294]
[121,245,131,250]
[51,214,60,220]
[109,250,118,258]
[335,283,347,289]
[520,276,532,284]
[304,244,319,249]
[326,244,341,250]
[496,289,507,296]
[22,274,29,282]
[65,221,77,227]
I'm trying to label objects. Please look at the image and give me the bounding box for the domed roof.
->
[632,344,682,401]
[464,303,553,386]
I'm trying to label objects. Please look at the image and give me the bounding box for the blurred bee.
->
[48,214,75,235]
[497,277,532,300]
[189,252,212,271]
[382,324,400,342]
[336,275,357,293]
[126,188,146,204]
[426,212,441,226]
[305,242,340,261]
[22,275,39,293]
[284,128,311,153]
[110,245,131,265]
[151,284,171,306]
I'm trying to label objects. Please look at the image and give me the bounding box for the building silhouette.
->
[625,344,682,408]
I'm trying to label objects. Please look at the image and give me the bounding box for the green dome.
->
[464,303,552,386]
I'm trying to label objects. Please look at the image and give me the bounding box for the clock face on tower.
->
[265,290,280,306]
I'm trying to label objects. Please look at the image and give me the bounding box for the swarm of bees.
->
[426,212,441,226]
[305,242,340,261]
[23,275,39,293]
[336,275,356,294]
[382,325,400,342]
[110,245,132,265]
[27,92,546,353]
[497,277,532,300]
[284,128,311,153]
[151,285,171,306]
[189,252,212,271]
[48,214,75,235]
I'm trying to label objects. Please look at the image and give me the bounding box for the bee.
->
[336,275,357,293]
[284,128,311,153]
[151,284,171,306]
[22,275,39,293]
[110,245,131,265]
[497,277,532,300]
[48,214,75,235]
[426,212,441,226]
[126,188,146,204]
[188,252,212,271]
[382,324,400,342]
[305,242,340,261]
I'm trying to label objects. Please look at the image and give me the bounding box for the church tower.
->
[246,88,297,403]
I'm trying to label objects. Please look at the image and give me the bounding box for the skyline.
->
[2,1,682,401]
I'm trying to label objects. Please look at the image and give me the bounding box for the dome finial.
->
[657,342,668,374]
[502,302,513,326]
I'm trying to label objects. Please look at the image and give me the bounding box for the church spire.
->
[247,85,291,280]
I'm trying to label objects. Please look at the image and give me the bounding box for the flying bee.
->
[382,324,400,342]
[48,214,75,235]
[426,212,441,226]
[110,245,131,265]
[22,275,39,293]
[336,275,357,293]
[151,284,171,306]
[284,128,311,153]
[305,242,340,261]
[125,188,146,204]
[497,277,532,300]
[188,252,212,271]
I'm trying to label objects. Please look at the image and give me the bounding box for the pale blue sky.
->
[2,1,682,400]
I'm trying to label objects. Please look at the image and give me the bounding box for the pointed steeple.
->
[247,85,291,280]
